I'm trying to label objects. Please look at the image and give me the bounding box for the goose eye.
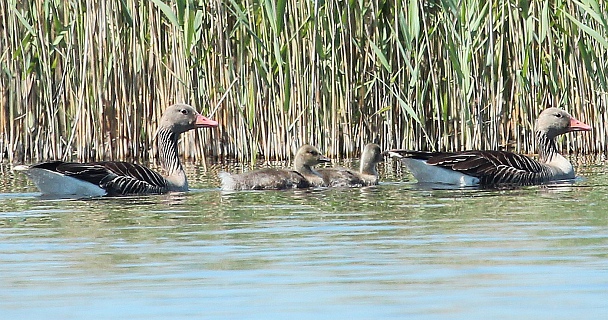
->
[180,109,189,115]
[554,113,563,118]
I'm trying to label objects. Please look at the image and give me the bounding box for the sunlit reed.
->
[1,0,607,165]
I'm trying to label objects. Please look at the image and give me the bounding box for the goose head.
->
[361,143,383,164]
[159,103,219,134]
[535,107,591,139]
[294,145,331,170]
[360,143,383,174]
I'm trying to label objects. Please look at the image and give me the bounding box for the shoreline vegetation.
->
[1,0,607,164]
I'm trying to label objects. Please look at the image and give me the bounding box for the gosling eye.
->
[310,151,319,156]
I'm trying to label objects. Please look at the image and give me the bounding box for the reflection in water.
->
[0,161,607,319]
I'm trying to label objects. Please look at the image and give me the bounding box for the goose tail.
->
[13,165,106,197]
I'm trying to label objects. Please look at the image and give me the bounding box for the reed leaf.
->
[2,0,608,164]
[150,0,180,27]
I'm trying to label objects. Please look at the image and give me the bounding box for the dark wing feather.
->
[389,149,552,186]
[51,162,119,186]
[34,161,169,196]
[93,162,168,189]
[100,175,167,195]
[388,150,448,161]
[91,161,168,195]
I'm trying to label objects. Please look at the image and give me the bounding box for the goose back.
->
[219,169,310,190]
[317,168,365,187]
[19,161,169,196]
[391,150,556,186]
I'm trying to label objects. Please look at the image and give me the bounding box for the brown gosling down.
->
[317,143,384,187]
[219,145,331,190]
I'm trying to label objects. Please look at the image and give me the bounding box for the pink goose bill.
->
[195,114,219,128]
[568,117,592,132]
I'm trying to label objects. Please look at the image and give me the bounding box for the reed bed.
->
[1,0,607,164]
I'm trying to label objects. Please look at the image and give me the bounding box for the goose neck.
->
[536,130,558,163]
[157,128,187,190]
[360,160,378,176]
[295,163,317,176]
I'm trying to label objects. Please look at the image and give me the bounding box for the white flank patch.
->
[400,158,480,187]
[14,166,106,198]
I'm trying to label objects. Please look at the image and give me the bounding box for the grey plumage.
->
[220,145,330,190]
[15,104,218,197]
[388,108,591,187]
[393,150,552,186]
[317,143,383,187]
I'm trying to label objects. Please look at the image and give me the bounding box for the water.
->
[1,161,608,319]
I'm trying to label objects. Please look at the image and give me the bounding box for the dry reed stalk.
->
[1,0,607,164]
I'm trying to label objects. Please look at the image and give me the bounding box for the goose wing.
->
[33,161,169,195]
[27,161,113,186]
[94,161,169,195]
[427,150,549,185]
[389,150,551,185]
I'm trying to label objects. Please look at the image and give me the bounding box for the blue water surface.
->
[1,162,607,319]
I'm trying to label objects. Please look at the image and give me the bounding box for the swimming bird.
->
[219,144,331,190]
[387,108,591,187]
[317,143,383,187]
[14,104,218,197]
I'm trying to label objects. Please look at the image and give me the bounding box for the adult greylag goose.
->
[219,144,331,190]
[317,143,383,187]
[388,108,591,187]
[14,104,218,197]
